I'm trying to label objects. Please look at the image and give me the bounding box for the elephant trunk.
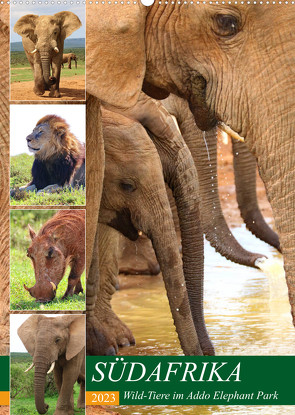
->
[147,210,203,356]
[165,96,265,268]
[33,353,50,414]
[232,138,281,251]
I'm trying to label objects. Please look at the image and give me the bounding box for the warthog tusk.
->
[50,282,57,291]
[54,47,59,53]
[218,122,245,142]
[47,362,55,374]
[25,363,34,373]
[30,49,38,54]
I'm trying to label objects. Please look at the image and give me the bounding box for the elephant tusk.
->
[218,122,245,142]
[138,230,143,236]
[47,361,55,374]
[30,49,38,54]
[54,47,59,53]
[24,284,30,292]
[50,281,57,291]
[25,363,35,373]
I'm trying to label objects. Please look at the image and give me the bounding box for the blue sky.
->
[10,3,85,43]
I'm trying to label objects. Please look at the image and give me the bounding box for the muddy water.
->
[111,225,295,415]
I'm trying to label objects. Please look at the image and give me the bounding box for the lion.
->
[11,115,85,195]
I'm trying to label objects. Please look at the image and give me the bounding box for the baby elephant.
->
[25,210,85,303]
[18,314,85,415]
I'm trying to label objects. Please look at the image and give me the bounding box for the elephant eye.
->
[119,180,137,193]
[214,14,240,37]
[55,337,61,344]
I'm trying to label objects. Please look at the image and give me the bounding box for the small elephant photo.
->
[10,104,85,206]
[10,314,85,415]
[10,209,85,311]
[10,3,85,101]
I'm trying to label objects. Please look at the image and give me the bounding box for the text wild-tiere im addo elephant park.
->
[1,1,295,415]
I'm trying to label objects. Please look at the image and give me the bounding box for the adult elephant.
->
[18,315,85,415]
[86,4,295,330]
[14,12,81,98]
[61,53,77,69]
[87,106,213,356]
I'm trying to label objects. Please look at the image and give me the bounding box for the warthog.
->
[24,210,85,303]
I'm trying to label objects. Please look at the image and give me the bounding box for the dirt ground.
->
[10,75,85,101]
[0,407,9,415]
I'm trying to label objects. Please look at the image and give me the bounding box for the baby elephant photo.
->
[17,314,85,415]
[10,209,85,311]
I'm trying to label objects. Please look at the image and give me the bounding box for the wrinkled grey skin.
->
[18,315,85,415]
[87,4,295,331]
[14,12,81,97]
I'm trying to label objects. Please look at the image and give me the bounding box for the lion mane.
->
[29,115,85,190]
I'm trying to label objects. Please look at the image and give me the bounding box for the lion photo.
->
[10,104,85,206]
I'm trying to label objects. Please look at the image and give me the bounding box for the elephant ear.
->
[14,15,38,43]
[66,316,85,361]
[54,11,82,39]
[17,315,43,356]
[86,4,146,108]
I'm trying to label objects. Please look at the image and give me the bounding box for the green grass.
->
[11,355,83,415]
[10,210,85,311]
[10,49,85,83]
[10,154,85,206]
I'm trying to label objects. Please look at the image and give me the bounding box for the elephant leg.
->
[62,261,84,299]
[68,58,71,69]
[232,138,281,251]
[49,58,61,98]
[87,224,135,356]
